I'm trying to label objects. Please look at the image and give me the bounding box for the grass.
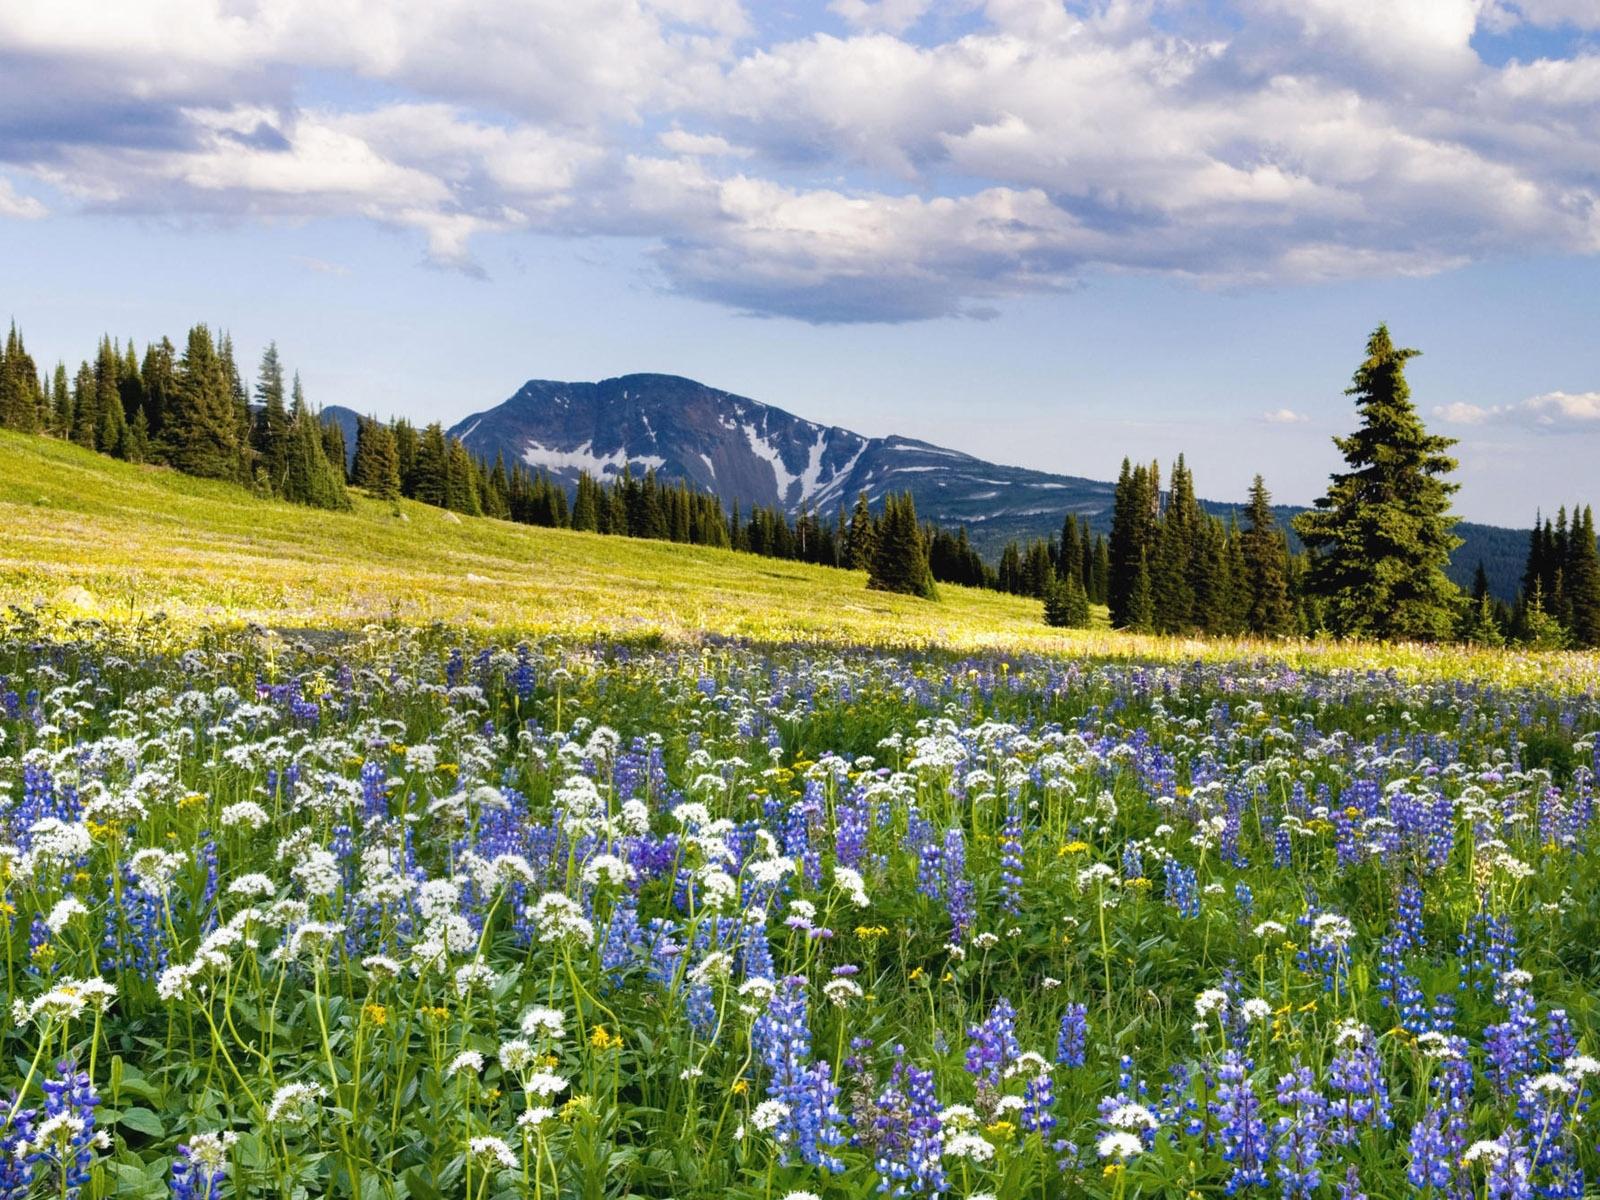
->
[2,429,1598,689]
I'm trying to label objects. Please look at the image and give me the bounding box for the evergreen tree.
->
[0,323,42,433]
[1240,475,1293,637]
[1127,549,1154,632]
[846,492,877,570]
[1457,560,1504,646]
[1043,572,1091,628]
[252,343,291,491]
[1565,505,1600,648]
[162,325,245,480]
[1152,455,1197,632]
[351,415,402,499]
[1108,458,1160,628]
[1293,325,1461,641]
[571,474,600,531]
[280,375,350,510]
[409,423,449,507]
[867,492,937,599]
[139,338,175,446]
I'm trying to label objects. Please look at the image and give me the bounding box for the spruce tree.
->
[1043,572,1091,628]
[867,492,937,599]
[1293,325,1461,641]
[1127,549,1154,632]
[280,375,350,510]
[252,343,291,491]
[846,492,877,570]
[352,416,402,500]
[163,325,245,480]
[1241,475,1293,637]
[1565,505,1600,648]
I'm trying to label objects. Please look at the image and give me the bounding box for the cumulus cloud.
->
[0,0,1597,320]
[828,0,936,34]
[1435,391,1600,428]
[0,176,45,218]
[1262,408,1310,424]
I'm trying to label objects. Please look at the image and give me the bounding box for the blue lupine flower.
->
[1056,1004,1088,1069]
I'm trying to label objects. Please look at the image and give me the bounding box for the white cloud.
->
[0,176,46,219]
[1435,391,1600,429]
[656,129,752,157]
[1,0,1599,319]
[828,0,936,34]
[1508,0,1600,30]
[1262,408,1310,424]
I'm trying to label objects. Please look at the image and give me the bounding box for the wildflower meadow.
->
[3,614,1600,1199]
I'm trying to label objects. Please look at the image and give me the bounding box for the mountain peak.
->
[447,374,1102,546]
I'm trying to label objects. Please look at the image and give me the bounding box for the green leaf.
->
[116,1107,164,1137]
[401,1166,446,1200]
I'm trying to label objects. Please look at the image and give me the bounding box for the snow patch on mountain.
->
[522,440,664,476]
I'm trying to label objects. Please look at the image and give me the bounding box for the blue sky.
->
[2,0,1598,526]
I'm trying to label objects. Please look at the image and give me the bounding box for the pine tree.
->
[162,325,245,480]
[1043,572,1091,628]
[1457,561,1504,646]
[571,474,600,531]
[867,492,937,599]
[409,424,449,507]
[1241,475,1293,637]
[1127,549,1154,632]
[1152,455,1197,632]
[279,375,349,510]
[1565,505,1600,648]
[351,415,402,499]
[139,338,175,447]
[846,492,877,570]
[1293,325,1461,641]
[0,323,43,433]
[1108,459,1160,628]
[252,343,291,491]
[218,334,253,481]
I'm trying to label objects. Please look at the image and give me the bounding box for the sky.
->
[1,0,1598,526]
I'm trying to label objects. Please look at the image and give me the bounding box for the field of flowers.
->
[3,613,1600,1200]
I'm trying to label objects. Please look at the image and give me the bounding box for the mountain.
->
[440,373,1527,598]
[447,373,1116,549]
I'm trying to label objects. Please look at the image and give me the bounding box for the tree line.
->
[1083,325,1600,647]
[0,322,349,510]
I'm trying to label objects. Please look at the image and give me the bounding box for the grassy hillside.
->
[0,430,1072,649]
[2,430,1596,687]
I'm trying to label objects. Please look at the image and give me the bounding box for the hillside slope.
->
[0,431,1064,648]
[2,432,1593,685]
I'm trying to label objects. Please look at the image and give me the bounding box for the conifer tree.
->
[867,492,937,599]
[410,423,449,507]
[1152,455,1197,632]
[162,325,245,480]
[0,324,42,433]
[571,473,600,531]
[1241,475,1293,637]
[1127,549,1154,632]
[281,375,349,510]
[1565,505,1600,648]
[252,343,291,491]
[1294,325,1461,641]
[846,492,877,570]
[139,338,175,445]
[351,415,402,499]
[1108,459,1159,628]
[1043,572,1091,628]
